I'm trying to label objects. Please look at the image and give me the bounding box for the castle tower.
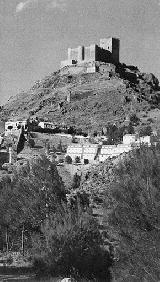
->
[67,46,84,62]
[100,37,120,64]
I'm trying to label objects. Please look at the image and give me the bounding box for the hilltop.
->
[1,63,160,134]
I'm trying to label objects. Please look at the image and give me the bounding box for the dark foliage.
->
[139,125,152,137]
[103,145,160,281]
[65,155,72,164]
[33,206,113,281]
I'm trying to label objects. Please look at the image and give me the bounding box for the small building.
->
[66,143,99,164]
[139,135,151,146]
[82,144,99,163]
[123,134,137,145]
[99,144,132,162]
[5,120,28,136]
[38,121,56,130]
[66,144,83,162]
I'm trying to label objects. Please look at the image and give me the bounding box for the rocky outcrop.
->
[0,64,159,133]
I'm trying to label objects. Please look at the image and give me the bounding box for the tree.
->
[139,125,152,137]
[12,155,66,228]
[103,145,160,281]
[57,140,63,152]
[75,156,81,163]
[65,155,72,164]
[0,155,66,252]
[72,173,81,189]
[32,205,113,281]
[106,124,126,144]
[130,113,140,126]
[127,122,135,134]
[28,138,35,148]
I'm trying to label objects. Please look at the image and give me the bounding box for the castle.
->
[60,37,120,75]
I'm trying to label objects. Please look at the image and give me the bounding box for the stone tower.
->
[67,91,71,103]
[100,37,120,64]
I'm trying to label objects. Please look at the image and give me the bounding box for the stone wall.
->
[60,62,115,76]
[68,46,84,62]
[60,37,120,69]
[100,37,120,64]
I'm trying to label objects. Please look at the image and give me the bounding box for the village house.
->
[5,120,28,136]
[38,121,56,130]
[66,134,152,164]
[66,143,100,164]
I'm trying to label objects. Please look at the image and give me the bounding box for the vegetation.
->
[1,64,160,134]
[75,156,81,163]
[65,155,72,164]
[32,205,112,281]
[0,155,66,253]
[103,145,160,281]
[139,125,152,136]
[72,173,81,189]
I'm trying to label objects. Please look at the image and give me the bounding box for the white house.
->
[38,121,56,130]
[82,144,99,163]
[98,144,132,162]
[66,144,83,161]
[66,143,99,163]
[123,134,137,145]
[5,120,27,136]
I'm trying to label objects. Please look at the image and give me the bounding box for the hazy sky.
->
[1,0,160,105]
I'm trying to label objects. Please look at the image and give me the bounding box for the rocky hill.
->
[1,63,160,133]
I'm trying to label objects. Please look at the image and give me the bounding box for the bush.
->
[104,145,160,281]
[84,159,89,165]
[130,113,140,126]
[32,206,113,281]
[28,138,35,148]
[139,125,152,137]
[72,173,81,189]
[75,156,81,163]
[65,155,72,164]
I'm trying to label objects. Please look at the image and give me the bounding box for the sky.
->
[0,0,160,105]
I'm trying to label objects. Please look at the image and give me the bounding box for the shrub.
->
[65,155,72,164]
[130,113,140,126]
[28,138,35,148]
[84,159,89,165]
[139,125,152,137]
[104,145,160,281]
[75,156,81,163]
[32,206,113,281]
[72,173,81,189]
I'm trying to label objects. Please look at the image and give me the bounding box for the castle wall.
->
[60,61,115,76]
[61,37,120,69]
[96,46,112,63]
[60,65,88,76]
[100,38,113,52]
[61,60,77,68]
[84,44,97,61]
[100,37,120,64]
[112,38,120,64]
[98,63,116,74]
[68,46,84,62]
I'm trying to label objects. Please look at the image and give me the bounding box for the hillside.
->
[1,63,160,133]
